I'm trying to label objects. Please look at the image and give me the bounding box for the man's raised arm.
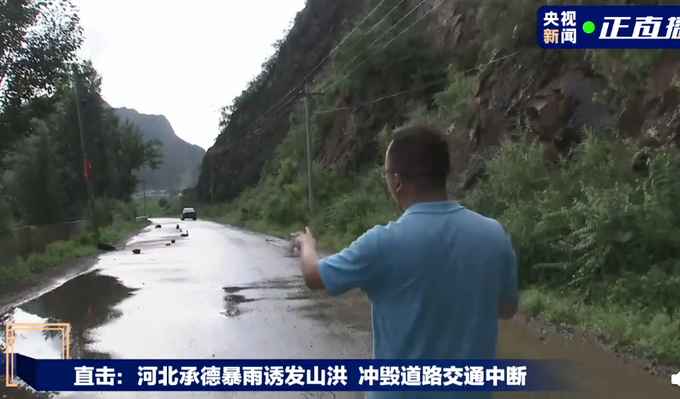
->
[295,226,384,296]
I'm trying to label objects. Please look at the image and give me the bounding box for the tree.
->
[69,62,161,199]
[0,182,14,235]
[8,118,70,225]
[107,120,162,199]
[0,0,83,159]
[4,61,163,225]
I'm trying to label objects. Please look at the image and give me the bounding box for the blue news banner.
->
[538,6,680,49]
[11,355,572,392]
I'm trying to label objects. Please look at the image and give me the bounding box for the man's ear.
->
[394,173,404,194]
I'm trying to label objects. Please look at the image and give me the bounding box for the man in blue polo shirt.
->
[293,124,518,398]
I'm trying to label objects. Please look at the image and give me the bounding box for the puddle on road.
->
[221,293,257,318]
[223,293,256,304]
[223,277,312,300]
[220,278,315,318]
[220,278,367,335]
[0,270,137,360]
[223,277,305,293]
[0,308,63,359]
[0,270,137,398]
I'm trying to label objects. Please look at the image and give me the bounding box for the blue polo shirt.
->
[317,201,518,399]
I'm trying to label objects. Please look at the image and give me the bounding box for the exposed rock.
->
[97,242,116,251]
[195,0,680,201]
[195,0,366,200]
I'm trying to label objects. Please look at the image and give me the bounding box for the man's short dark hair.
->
[387,124,450,190]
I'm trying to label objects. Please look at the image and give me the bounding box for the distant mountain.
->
[114,108,205,191]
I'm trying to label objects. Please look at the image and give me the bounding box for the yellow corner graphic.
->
[5,323,70,387]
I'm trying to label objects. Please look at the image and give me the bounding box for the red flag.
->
[84,158,92,180]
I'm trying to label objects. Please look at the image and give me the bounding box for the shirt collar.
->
[402,200,463,216]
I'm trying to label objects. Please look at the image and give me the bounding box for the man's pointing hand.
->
[293,226,316,250]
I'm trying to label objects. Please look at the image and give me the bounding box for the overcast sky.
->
[72,0,307,150]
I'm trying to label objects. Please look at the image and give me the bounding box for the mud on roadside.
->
[517,313,676,379]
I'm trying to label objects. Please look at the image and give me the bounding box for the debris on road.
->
[155,224,162,228]
[97,242,116,251]
[132,249,141,254]
[176,224,180,229]
[171,239,175,243]
[180,230,189,237]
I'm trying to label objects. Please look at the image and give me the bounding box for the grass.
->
[520,289,680,364]
[0,220,149,288]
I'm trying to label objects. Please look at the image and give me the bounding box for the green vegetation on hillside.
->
[199,0,680,364]
[0,1,161,231]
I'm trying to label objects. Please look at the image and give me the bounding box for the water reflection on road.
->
[1,270,137,398]
[0,219,676,399]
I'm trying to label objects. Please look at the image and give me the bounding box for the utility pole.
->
[72,64,98,236]
[211,162,215,204]
[303,83,314,219]
[142,176,148,217]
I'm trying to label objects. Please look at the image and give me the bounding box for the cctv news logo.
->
[672,371,680,388]
[4,323,71,387]
[538,7,680,49]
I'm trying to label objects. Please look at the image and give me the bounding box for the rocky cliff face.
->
[195,0,366,200]
[197,0,680,201]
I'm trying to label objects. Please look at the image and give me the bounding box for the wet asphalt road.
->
[1,218,678,398]
[1,219,370,398]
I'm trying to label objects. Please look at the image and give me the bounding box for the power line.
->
[216,97,301,164]
[315,80,447,114]
[318,0,413,91]
[230,49,517,156]
[231,0,436,144]
[340,0,445,80]
[242,95,302,140]
[325,0,408,80]
[209,51,519,181]
[227,0,392,142]
[315,51,519,113]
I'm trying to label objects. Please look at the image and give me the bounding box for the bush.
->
[0,184,14,237]
[98,198,137,224]
[464,131,680,315]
